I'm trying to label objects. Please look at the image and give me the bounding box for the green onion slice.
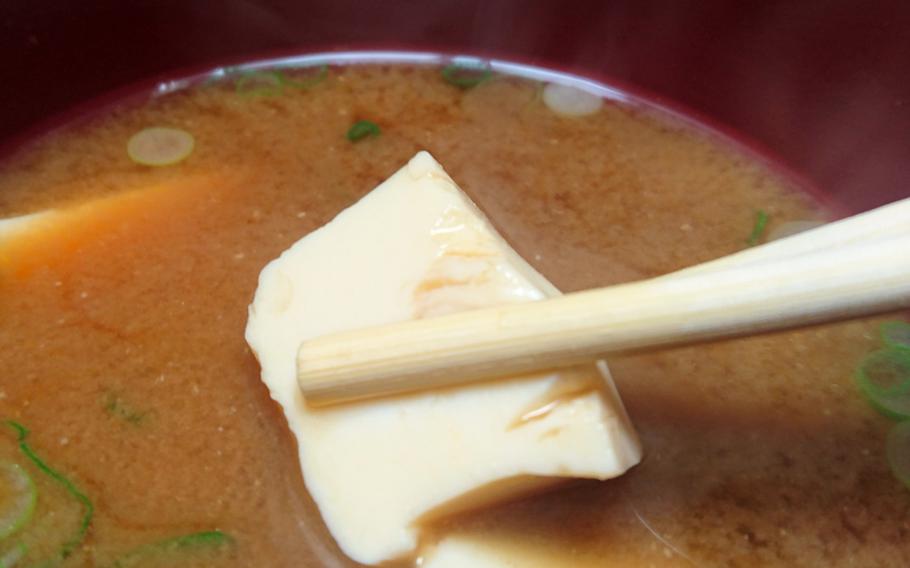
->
[104,530,234,568]
[280,65,328,89]
[542,83,603,117]
[441,63,492,89]
[234,70,284,97]
[103,392,148,425]
[887,420,910,490]
[4,421,94,562]
[881,321,910,351]
[0,463,36,540]
[127,127,195,167]
[0,542,27,568]
[854,349,910,419]
[746,209,769,246]
[346,120,381,142]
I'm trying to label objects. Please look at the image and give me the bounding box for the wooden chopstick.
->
[297,198,910,406]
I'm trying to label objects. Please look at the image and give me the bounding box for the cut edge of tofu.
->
[0,211,58,241]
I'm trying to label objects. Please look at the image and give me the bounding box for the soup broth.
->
[0,61,906,567]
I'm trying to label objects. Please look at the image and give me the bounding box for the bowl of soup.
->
[1,11,909,567]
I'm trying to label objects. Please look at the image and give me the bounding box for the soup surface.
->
[0,61,906,567]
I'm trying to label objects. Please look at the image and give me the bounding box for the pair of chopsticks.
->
[297,197,910,407]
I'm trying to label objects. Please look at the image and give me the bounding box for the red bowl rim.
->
[0,44,842,215]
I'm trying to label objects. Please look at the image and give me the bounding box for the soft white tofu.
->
[245,151,641,565]
[0,211,55,242]
[0,175,215,252]
[420,532,598,568]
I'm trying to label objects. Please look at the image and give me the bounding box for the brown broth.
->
[0,63,906,567]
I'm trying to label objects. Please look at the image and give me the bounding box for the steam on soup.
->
[0,60,907,567]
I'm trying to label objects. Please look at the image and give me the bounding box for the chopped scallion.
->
[746,210,769,246]
[854,348,910,419]
[0,542,26,568]
[280,64,329,90]
[346,120,381,142]
[0,463,36,540]
[542,83,603,116]
[234,70,284,97]
[886,420,910,490]
[441,64,492,89]
[104,530,234,568]
[881,320,910,351]
[4,421,94,562]
[103,392,148,425]
[127,127,195,167]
